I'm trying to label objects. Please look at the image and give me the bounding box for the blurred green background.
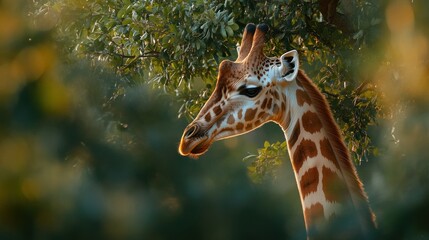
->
[0,0,428,239]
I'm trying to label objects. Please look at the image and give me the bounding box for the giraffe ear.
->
[278,50,299,82]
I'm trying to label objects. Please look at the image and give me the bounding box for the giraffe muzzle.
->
[179,123,211,157]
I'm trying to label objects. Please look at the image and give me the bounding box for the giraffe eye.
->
[239,86,262,98]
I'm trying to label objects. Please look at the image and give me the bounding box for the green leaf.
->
[220,25,227,38]
[230,23,239,31]
[122,18,132,25]
[225,26,233,36]
[117,6,127,18]
[264,141,270,148]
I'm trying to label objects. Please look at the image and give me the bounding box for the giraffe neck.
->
[276,71,375,237]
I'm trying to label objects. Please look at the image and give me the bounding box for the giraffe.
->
[178,23,376,239]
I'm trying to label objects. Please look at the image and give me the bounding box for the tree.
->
[35,0,384,181]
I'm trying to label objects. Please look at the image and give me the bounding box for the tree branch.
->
[96,51,160,59]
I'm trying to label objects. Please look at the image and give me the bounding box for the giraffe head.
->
[179,23,299,157]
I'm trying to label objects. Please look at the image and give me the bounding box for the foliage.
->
[36,0,242,118]
[34,0,385,182]
[245,141,287,183]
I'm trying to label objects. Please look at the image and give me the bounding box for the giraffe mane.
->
[296,70,376,229]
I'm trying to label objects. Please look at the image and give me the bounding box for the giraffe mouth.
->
[189,138,212,158]
[178,135,213,158]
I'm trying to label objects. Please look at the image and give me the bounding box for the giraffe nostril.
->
[184,124,199,138]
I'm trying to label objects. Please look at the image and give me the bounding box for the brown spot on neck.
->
[300,167,319,199]
[322,166,348,203]
[296,89,312,106]
[320,138,340,169]
[304,203,324,229]
[288,121,301,148]
[301,111,323,134]
[296,77,304,88]
[292,139,318,173]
